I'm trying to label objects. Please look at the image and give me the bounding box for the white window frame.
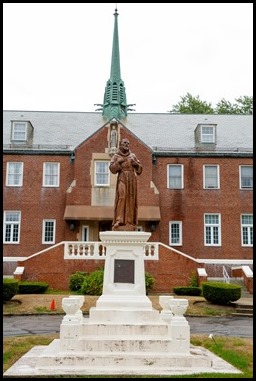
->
[6,162,24,187]
[12,122,27,141]
[42,219,56,244]
[94,161,110,186]
[169,221,182,246]
[201,125,215,143]
[3,211,21,244]
[204,213,221,246]
[239,165,253,189]
[241,214,253,247]
[203,164,220,189]
[167,164,184,189]
[82,225,89,241]
[43,162,60,187]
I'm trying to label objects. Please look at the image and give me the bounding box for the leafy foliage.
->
[69,269,155,295]
[169,93,253,114]
[202,281,241,305]
[69,271,88,292]
[80,268,104,295]
[18,281,49,294]
[173,286,202,296]
[169,92,214,114]
[3,278,19,301]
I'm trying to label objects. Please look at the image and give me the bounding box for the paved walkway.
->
[3,314,253,338]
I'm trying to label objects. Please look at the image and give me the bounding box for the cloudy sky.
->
[3,3,253,113]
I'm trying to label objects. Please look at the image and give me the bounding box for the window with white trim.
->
[241,214,253,246]
[12,122,27,141]
[239,165,253,189]
[167,164,184,189]
[42,219,56,244]
[204,214,221,246]
[201,125,215,143]
[169,221,182,245]
[6,162,24,186]
[3,211,21,244]
[43,163,60,187]
[94,161,110,186]
[203,165,219,189]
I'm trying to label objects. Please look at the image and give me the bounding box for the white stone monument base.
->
[3,232,241,377]
[3,341,242,376]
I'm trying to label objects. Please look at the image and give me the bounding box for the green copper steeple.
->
[95,8,135,120]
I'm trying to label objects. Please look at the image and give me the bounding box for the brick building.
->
[3,9,253,292]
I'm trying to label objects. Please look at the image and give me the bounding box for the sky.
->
[3,3,253,113]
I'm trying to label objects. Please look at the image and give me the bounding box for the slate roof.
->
[3,110,253,154]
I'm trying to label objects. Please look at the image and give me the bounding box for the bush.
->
[69,271,88,292]
[202,281,241,305]
[18,281,49,294]
[69,269,156,295]
[173,286,202,296]
[145,272,155,294]
[3,278,19,301]
[80,268,104,295]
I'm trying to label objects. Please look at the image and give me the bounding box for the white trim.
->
[169,221,182,246]
[82,225,90,241]
[43,162,60,187]
[239,165,253,189]
[94,160,110,187]
[203,164,220,189]
[204,213,221,246]
[167,164,184,189]
[42,219,56,244]
[6,162,24,187]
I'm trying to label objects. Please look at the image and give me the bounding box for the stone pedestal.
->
[90,231,159,323]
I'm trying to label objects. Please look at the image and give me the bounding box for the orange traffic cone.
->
[50,299,56,311]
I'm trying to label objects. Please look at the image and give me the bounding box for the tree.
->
[215,96,253,115]
[168,93,214,114]
[169,93,253,114]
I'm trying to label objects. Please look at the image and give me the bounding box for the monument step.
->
[75,337,175,352]
[35,340,209,369]
[81,322,168,336]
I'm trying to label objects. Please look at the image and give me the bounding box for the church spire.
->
[95,8,135,120]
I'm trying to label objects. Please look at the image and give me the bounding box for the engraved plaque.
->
[114,259,135,283]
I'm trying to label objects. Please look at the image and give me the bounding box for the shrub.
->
[18,281,49,294]
[189,271,198,287]
[173,286,202,296]
[3,278,19,301]
[202,281,241,305]
[145,271,155,294]
[70,269,155,296]
[69,271,88,292]
[80,268,104,295]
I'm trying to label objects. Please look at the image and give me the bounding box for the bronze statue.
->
[109,138,143,231]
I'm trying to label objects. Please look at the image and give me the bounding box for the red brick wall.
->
[17,243,105,290]
[3,126,253,265]
[17,243,199,292]
[3,154,74,258]
[152,156,253,260]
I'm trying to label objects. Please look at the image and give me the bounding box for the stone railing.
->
[64,241,159,260]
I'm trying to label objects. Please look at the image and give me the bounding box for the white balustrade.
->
[64,241,158,260]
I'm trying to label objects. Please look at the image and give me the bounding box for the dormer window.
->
[194,123,217,148]
[12,122,27,141]
[201,125,215,143]
[10,120,34,146]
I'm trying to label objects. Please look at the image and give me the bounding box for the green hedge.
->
[173,286,202,296]
[18,281,49,294]
[3,278,19,301]
[202,281,241,305]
